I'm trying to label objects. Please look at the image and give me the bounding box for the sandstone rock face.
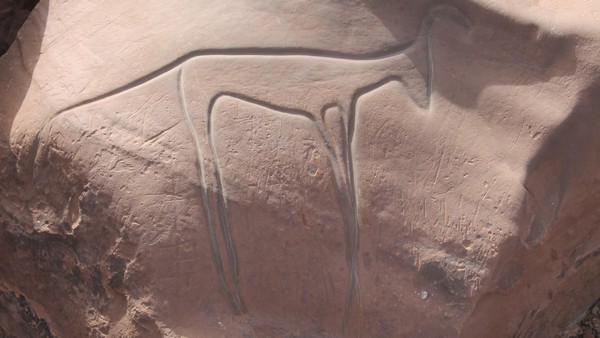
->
[1,0,600,337]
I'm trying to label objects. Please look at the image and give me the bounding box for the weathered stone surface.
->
[1,0,600,337]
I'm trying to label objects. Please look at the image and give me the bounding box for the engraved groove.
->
[177,69,238,311]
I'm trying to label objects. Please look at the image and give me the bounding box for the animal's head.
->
[420,4,472,38]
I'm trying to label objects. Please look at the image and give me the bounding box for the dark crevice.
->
[0,290,55,338]
[565,298,600,338]
[0,0,39,56]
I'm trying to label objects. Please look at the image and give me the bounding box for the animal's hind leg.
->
[177,69,242,312]
[207,95,245,313]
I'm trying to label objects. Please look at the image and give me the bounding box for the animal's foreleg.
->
[319,107,362,335]
[341,107,362,336]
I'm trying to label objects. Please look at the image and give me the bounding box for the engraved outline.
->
[25,5,471,335]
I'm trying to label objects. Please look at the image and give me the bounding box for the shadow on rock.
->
[361,0,577,109]
[461,81,600,337]
[0,0,46,183]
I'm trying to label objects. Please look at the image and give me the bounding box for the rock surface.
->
[1,0,600,337]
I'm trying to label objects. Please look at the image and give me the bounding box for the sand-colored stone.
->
[1,0,600,337]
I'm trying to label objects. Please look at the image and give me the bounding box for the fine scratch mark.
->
[470,179,495,230]
[432,144,445,187]
[374,118,390,139]
[142,121,179,146]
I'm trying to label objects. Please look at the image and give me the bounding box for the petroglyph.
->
[27,4,470,335]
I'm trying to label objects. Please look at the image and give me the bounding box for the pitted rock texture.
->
[1,0,600,337]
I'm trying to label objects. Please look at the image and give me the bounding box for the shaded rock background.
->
[1,0,600,337]
[0,0,38,56]
[567,299,600,338]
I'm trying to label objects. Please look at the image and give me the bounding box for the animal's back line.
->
[53,40,418,116]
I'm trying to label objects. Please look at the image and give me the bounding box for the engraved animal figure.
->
[28,4,470,335]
